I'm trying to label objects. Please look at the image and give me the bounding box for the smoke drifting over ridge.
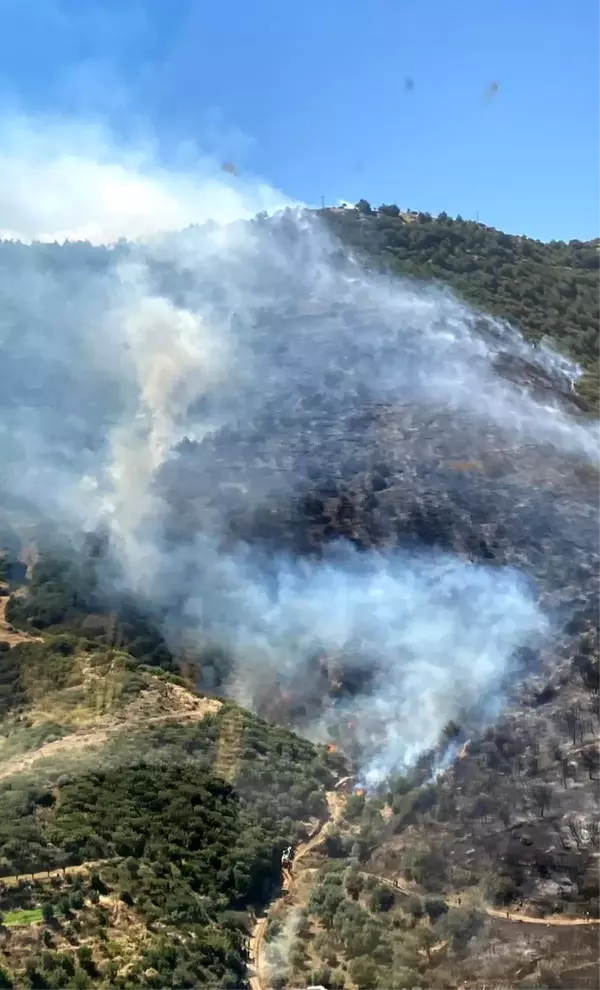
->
[0,114,290,243]
[0,119,598,784]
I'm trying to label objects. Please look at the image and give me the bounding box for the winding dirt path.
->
[361,878,600,927]
[484,905,600,926]
[359,870,414,897]
[247,798,420,990]
[0,695,223,782]
[247,864,301,989]
[248,790,346,990]
[0,859,114,888]
[358,875,600,932]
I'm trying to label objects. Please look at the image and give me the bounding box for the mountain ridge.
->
[320,204,599,412]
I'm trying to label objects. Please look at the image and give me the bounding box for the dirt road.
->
[485,905,600,927]
[248,790,346,990]
[248,914,269,990]
[248,788,600,990]
[359,870,414,897]
[0,695,222,782]
[0,859,115,888]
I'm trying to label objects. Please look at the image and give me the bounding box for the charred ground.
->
[0,208,598,988]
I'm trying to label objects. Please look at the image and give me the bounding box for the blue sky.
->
[0,0,598,241]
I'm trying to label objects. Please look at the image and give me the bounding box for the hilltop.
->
[321,203,599,411]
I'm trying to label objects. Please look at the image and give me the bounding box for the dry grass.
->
[0,659,222,783]
[0,889,152,983]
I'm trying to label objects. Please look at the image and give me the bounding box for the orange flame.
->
[327,744,337,753]
[355,788,365,797]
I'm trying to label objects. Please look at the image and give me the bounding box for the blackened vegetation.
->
[0,213,598,987]
[362,680,599,915]
[3,211,598,712]
[158,362,598,726]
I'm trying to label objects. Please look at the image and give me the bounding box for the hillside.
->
[0,552,347,989]
[321,204,599,411]
[0,204,598,989]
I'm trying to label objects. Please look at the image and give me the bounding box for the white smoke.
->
[263,908,304,984]
[0,114,597,784]
[89,261,231,584]
[0,114,291,243]
[176,541,548,786]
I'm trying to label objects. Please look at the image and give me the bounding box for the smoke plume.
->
[0,115,597,785]
[263,908,304,985]
[0,113,290,243]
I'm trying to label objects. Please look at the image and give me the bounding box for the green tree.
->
[369,883,395,913]
[76,946,96,977]
[379,204,400,217]
[349,955,378,988]
[345,869,364,901]
[437,906,485,954]
[424,895,448,922]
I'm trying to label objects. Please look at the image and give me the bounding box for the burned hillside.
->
[154,295,598,732]
[0,209,598,788]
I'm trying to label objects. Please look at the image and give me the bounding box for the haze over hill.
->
[0,120,598,987]
[0,143,598,788]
